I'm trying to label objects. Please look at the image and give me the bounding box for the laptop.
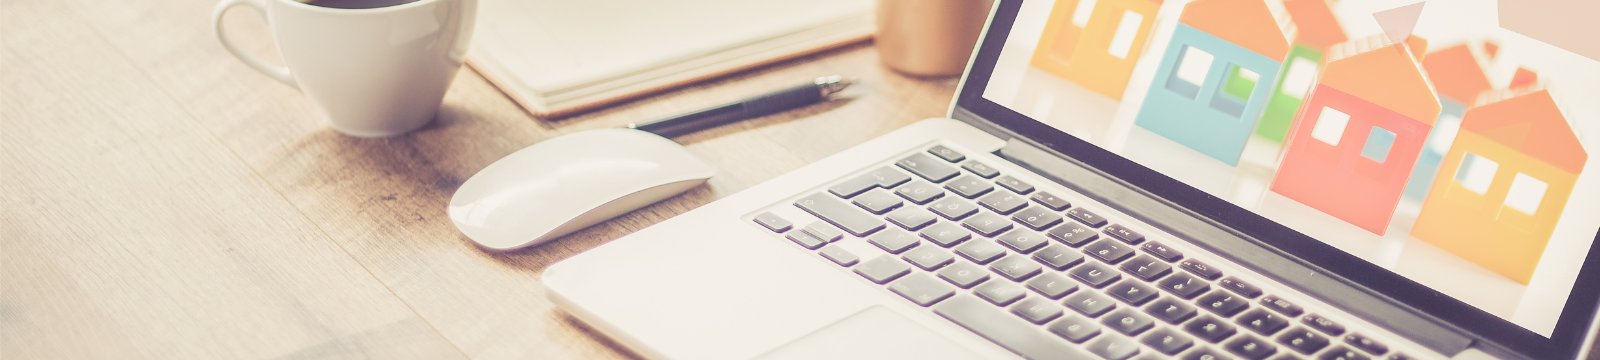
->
[544,0,1600,359]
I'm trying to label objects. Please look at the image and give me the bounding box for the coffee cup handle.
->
[212,0,297,89]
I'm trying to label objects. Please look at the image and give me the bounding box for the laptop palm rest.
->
[754,306,982,360]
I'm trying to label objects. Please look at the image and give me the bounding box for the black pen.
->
[627,75,857,138]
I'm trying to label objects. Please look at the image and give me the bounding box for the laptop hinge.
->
[993,137,1479,357]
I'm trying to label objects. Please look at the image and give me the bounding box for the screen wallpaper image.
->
[983,0,1599,336]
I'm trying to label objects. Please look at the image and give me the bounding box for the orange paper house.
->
[1411,88,1587,284]
[1031,0,1163,100]
[1269,36,1439,234]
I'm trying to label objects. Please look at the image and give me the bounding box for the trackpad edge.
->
[752,305,986,360]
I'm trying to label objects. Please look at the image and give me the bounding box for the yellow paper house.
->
[1030,0,1163,100]
[1410,88,1587,284]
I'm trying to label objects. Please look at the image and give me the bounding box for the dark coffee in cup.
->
[303,0,417,9]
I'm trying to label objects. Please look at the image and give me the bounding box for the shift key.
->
[796,193,886,237]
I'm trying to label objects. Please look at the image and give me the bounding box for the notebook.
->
[467,0,873,118]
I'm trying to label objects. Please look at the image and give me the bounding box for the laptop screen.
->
[972,0,1597,342]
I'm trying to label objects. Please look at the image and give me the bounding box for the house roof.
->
[1462,89,1587,173]
[1321,35,1441,125]
[1421,44,1492,104]
[1282,0,1345,48]
[1180,0,1292,61]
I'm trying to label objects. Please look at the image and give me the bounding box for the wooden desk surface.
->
[1,0,955,358]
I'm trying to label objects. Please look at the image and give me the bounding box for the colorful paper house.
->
[1134,0,1291,165]
[1254,0,1347,143]
[1410,88,1586,284]
[1269,36,1439,235]
[1031,0,1163,100]
[1402,44,1493,201]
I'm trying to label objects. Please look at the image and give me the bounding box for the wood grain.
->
[1,0,957,358]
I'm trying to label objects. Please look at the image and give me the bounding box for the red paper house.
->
[1270,36,1440,234]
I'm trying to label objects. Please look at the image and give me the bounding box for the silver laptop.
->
[544,0,1600,359]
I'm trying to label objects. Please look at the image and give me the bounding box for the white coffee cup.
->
[213,0,476,137]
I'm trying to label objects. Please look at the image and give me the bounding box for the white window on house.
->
[1107,10,1143,59]
[1280,57,1318,99]
[1071,0,1099,28]
[1310,107,1350,146]
[1361,127,1396,163]
[1164,45,1213,99]
[1454,153,1499,195]
[1504,173,1549,215]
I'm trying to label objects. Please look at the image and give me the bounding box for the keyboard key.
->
[1084,239,1137,264]
[1088,335,1142,360]
[990,255,1044,281]
[1143,327,1197,355]
[975,281,1028,306]
[828,166,913,198]
[1185,347,1232,360]
[1237,309,1290,336]
[928,197,978,220]
[853,255,912,284]
[1220,277,1264,299]
[896,153,960,183]
[1277,328,1330,355]
[962,212,1014,237]
[937,262,991,289]
[1259,295,1305,317]
[1141,241,1184,262]
[995,175,1035,194]
[944,175,994,198]
[867,228,920,254]
[1065,291,1118,317]
[1104,224,1144,244]
[954,240,1007,264]
[920,221,972,247]
[978,191,1029,214]
[1033,244,1086,270]
[928,145,966,162]
[1070,261,1122,288]
[997,228,1049,253]
[851,189,904,214]
[933,296,1094,360]
[1107,280,1160,305]
[1102,308,1156,336]
[785,231,826,250]
[1011,206,1064,231]
[961,161,1000,178]
[1343,333,1388,355]
[885,206,936,230]
[1198,290,1251,317]
[889,272,957,306]
[1122,255,1174,281]
[818,245,859,266]
[1185,315,1239,343]
[1048,222,1099,247]
[1048,316,1102,343]
[1159,272,1212,299]
[902,246,955,270]
[1180,258,1225,280]
[1302,314,1346,336]
[1025,272,1079,299]
[801,221,844,242]
[1226,335,1279,360]
[1067,207,1108,227]
[1031,191,1072,210]
[894,180,945,204]
[1321,347,1371,360]
[795,193,885,237]
[1146,297,1199,324]
[1012,297,1064,324]
[752,212,792,232]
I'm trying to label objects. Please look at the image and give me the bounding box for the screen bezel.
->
[951,0,1600,358]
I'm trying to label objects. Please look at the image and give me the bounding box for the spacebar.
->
[933,295,1089,360]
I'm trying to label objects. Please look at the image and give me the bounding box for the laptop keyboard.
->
[750,145,1413,360]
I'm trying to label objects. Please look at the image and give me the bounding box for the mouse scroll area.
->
[448,129,715,251]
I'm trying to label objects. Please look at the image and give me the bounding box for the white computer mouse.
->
[448,128,717,251]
